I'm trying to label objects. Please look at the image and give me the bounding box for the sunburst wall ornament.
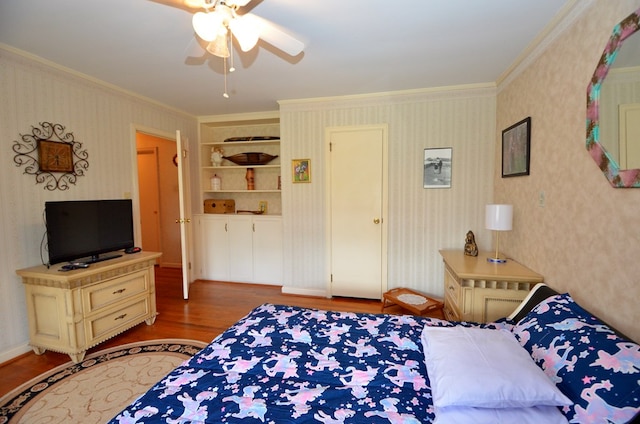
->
[12,122,89,191]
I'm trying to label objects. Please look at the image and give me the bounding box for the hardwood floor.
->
[0,267,443,398]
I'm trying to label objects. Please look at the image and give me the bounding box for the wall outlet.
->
[259,201,268,214]
[538,191,545,208]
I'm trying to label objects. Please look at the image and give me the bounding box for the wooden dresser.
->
[16,251,161,363]
[439,249,543,323]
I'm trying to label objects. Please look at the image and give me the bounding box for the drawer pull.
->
[448,285,454,291]
[113,288,126,295]
[114,314,127,321]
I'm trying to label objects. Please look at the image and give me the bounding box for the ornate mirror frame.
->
[586,8,640,187]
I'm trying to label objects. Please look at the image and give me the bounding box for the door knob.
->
[373,218,381,224]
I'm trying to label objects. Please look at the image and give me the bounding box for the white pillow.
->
[421,326,572,409]
[434,405,569,424]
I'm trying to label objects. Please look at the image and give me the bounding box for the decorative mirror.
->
[586,8,640,187]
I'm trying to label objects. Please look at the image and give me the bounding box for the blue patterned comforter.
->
[108,303,500,423]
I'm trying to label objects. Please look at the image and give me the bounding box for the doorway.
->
[326,125,388,299]
[137,147,162,253]
[135,132,181,268]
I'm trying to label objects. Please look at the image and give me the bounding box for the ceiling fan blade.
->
[242,13,304,56]
[148,0,207,12]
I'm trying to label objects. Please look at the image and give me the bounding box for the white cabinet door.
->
[198,215,230,281]
[253,216,283,284]
[227,216,253,282]
[195,214,283,285]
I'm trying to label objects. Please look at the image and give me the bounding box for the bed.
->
[108,284,640,423]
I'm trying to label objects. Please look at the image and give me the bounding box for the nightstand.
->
[439,249,543,323]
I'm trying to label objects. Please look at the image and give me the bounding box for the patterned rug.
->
[0,339,208,424]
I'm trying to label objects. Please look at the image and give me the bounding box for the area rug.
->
[0,339,208,424]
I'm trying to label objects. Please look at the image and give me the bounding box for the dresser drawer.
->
[82,270,150,314]
[85,296,151,343]
[444,267,460,302]
[443,290,461,321]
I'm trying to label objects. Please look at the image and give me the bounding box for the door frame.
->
[324,124,389,298]
[129,124,180,257]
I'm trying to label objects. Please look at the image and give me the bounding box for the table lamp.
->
[485,204,513,263]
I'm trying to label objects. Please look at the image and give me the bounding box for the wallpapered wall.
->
[279,88,497,298]
[496,0,640,342]
[0,48,198,361]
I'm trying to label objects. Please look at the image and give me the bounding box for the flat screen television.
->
[45,199,135,266]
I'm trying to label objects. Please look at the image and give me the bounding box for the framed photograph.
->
[292,158,311,183]
[423,147,452,188]
[38,140,74,173]
[502,117,531,177]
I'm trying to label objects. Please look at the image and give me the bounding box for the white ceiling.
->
[0,0,573,116]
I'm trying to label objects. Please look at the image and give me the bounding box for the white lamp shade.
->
[228,15,260,52]
[485,204,513,231]
[192,11,225,42]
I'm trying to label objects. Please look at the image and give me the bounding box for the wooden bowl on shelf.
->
[223,152,278,166]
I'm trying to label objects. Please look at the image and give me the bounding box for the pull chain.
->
[223,55,229,98]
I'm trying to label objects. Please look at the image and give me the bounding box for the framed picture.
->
[423,147,452,188]
[292,158,311,183]
[502,117,531,177]
[38,140,74,173]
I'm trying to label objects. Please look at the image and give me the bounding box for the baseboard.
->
[281,286,328,298]
[0,342,31,366]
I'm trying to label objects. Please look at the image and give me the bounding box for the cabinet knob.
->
[373,218,381,224]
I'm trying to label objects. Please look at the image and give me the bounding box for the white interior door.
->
[136,147,162,254]
[176,131,193,299]
[327,125,388,299]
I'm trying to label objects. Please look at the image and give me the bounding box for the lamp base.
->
[487,256,507,264]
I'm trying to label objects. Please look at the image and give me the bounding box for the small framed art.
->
[423,147,452,188]
[502,117,531,178]
[292,158,310,183]
[38,140,74,173]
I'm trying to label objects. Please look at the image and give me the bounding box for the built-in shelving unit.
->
[199,113,281,215]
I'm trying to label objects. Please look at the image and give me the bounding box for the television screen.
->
[45,199,135,265]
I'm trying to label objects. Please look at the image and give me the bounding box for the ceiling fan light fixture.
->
[192,11,224,42]
[228,15,259,52]
[206,33,230,58]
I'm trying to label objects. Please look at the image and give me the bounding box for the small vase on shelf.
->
[211,147,224,166]
[211,174,221,191]
[246,168,255,190]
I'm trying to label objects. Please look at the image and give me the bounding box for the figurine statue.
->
[211,147,224,166]
[464,230,478,257]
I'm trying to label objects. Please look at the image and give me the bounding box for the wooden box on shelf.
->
[204,199,236,214]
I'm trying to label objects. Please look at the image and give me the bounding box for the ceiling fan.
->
[176,0,304,58]
[160,0,304,97]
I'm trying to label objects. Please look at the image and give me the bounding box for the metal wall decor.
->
[12,122,89,191]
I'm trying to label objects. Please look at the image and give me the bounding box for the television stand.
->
[16,252,162,363]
